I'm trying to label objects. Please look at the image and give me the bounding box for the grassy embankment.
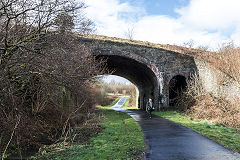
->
[32,98,146,160]
[153,111,240,153]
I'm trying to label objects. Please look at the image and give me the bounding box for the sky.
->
[101,75,132,84]
[83,0,240,83]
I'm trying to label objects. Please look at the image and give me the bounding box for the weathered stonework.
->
[195,59,240,99]
[75,35,239,110]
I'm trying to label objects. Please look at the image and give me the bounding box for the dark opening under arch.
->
[169,75,187,106]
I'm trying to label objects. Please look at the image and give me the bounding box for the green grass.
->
[121,97,138,109]
[153,111,240,153]
[78,107,146,159]
[104,97,121,108]
[121,97,129,109]
[32,99,146,160]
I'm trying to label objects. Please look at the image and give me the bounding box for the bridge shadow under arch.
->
[169,75,187,106]
[96,55,159,110]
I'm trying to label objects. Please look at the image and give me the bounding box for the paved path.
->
[110,97,128,111]
[111,97,240,160]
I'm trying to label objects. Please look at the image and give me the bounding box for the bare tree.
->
[55,12,75,32]
[0,0,105,158]
[182,39,195,48]
[124,25,135,40]
[0,0,94,69]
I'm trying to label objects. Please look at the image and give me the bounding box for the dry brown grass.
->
[210,45,240,87]
[186,94,240,129]
[177,72,240,129]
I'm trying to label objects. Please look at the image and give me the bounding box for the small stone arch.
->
[168,75,187,106]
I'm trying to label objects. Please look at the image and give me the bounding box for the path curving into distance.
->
[111,97,240,160]
[110,97,128,111]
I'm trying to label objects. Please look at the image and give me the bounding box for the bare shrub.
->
[55,12,75,33]
[128,86,137,108]
[0,32,106,158]
[124,26,135,41]
[91,81,115,106]
[177,73,240,129]
[106,80,135,96]
[212,43,240,87]
[175,73,204,111]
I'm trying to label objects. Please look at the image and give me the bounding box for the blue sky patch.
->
[119,0,189,18]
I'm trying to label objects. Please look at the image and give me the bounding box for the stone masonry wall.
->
[195,59,240,99]
[89,39,197,108]
[79,36,240,108]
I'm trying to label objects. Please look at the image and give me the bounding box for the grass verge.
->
[79,106,145,159]
[104,97,121,108]
[121,97,129,109]
[121,97,138,109]
[153,111,240,153]
[31,99,145,160]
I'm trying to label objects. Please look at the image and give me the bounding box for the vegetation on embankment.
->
[175,44,240,130]
[154,111,240,153]
[31,99,146,160]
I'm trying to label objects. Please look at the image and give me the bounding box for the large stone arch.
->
[78,36,200,108]
[94,50,161,110]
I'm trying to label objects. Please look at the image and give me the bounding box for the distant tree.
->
[55,12,75,32]
[183,39,195,48]
[76,15,96,33]
[197,45,209,51]
[124,25,135,40]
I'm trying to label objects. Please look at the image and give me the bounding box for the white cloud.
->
[84,0,144,37]
[102,75,132,84]
[176,0,240,30]
[84,0,240,49]
[134,15,182,43]
[133,15,226,48]
[231,26,240,45]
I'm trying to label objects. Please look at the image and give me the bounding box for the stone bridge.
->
[76,35,239,110]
